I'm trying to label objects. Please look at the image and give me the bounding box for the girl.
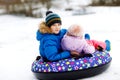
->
[61,24,95,54]
[36,11,79,62]
[61,24,111,54]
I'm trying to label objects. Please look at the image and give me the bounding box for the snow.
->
[0,7,120,80]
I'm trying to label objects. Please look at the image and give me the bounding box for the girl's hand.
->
[70,51,80,58]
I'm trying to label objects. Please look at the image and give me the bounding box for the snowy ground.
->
[0,7,120,80]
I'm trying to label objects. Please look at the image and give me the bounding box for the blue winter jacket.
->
[36,29,71,61]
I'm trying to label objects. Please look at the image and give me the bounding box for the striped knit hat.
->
[45,11,62,27]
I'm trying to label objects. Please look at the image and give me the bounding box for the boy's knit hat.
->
[45,11,62,27]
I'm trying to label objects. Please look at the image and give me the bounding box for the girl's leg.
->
[87,40,106,51]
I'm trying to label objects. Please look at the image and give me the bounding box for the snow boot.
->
[105,40,111,51]
[85,33,90,40]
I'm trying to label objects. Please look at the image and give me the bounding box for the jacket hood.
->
[36,29,67,41]
[36,30,46,41]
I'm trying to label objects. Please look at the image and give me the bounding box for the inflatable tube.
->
[31,51,112,80]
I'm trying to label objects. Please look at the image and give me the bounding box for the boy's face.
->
[50,23,61,34]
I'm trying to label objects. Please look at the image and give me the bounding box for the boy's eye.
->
[58,23,60,26]
[53,24,56,26]
[53,23,61,26]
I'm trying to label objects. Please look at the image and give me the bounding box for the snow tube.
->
[31,51,112,80]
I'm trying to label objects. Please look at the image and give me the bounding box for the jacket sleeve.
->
[44,39,71,61]
[59,29,67,38]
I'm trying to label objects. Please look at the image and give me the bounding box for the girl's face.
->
[50,23,61,34]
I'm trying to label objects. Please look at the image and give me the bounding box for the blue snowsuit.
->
[36,29,71,61]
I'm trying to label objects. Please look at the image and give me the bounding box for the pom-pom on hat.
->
[45,11,62,27]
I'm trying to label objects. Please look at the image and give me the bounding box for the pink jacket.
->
[61,34,95,54]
